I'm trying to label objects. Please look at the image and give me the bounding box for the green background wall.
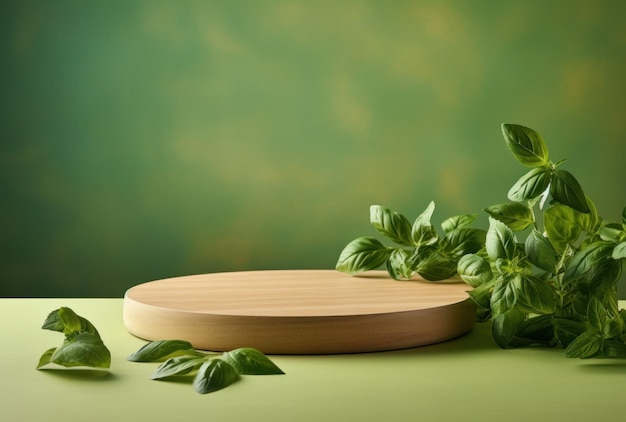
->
[2,0,625,297]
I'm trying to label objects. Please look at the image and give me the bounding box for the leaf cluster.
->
[337,123,626,359]
[37,307,111,369]
[127,340,284,394]
[335,202,486,281]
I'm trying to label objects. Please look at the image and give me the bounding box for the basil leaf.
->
[221,348,285,375]
[42,308,100,338]
[525,229,556,273]
[543,203,592,254]
[36,347,57,369]
[501,123,550,167]
[50,332,111,368]
[507,167,552,202]
[613,241,626,260]
[193,359,239,394]
[412,249,458,281]
[490,276,519,316]
[467,280,495,322]
[411,201,438,246]
[492,308,526,348]
[599,223,623,243]
[151,356,207,380]
[507,315,556,348]
[127,339,202,362]
[601,340,626,358]
[335,236,391,274]
[563,241,615,287]
[515,275,556,314]
[441,214,477,233]
[564,332,602,359]
[484,202,534,231]
[440,228,486,258]
[550,169,590,213]
[369,205,413,246]
[386,248,414,280]
[457,253,493,287]
[486,217,517,261]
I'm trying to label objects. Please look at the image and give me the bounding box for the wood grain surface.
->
[123,270,476,354]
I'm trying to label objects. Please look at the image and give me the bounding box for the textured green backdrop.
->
[2,0,625,297]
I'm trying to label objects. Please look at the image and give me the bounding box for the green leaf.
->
[507,167,552,203]
[441,214,477,233]
[412,249,458,281]
[411,201,438,246]
[440,228,486,258]
[550,169,590,213]
[335,236,391,274]
[193,359,239,394]
[544,203,595,255]
[151,356,207,380]
[563,241,615,287]
[564,332,602,358]
[492,308,526,348]
[50,332,111,368]
[36,347,57,369]
[613,241,626,260]
[467,280,495,322]
[386,248,414,280]
[586,298,608,332]
[501,123,550,167]
[525,229,556,273]
[515,275,556,314]
[127,339,203,362]
[599,223,623,243]
[221,348,285,375]
[457,253,493,287]
[369,205,413,246]
[58,307,82,335]
[507,315,556,347]
[601,340,626,358]
[42,308,100,338]
[484,202,534,231]
[486,217,517,261]
[490,276,519,316]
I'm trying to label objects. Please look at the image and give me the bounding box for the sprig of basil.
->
[128,340,284,394]
[37,307,111,369]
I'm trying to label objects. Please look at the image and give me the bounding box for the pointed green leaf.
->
[335,236,391,274]
[193,359,239,394]
[486,217,517,261]
[369,205,413,246]
[552,318,587,347]
[51,332,111,368]
[440,228,486,258]
[127,339,202,362]
[516,275,556,314]
[441,214,477,233]
[544,203,596,255]
[613,241,626,260]
[564,332,602,358]
[412,249,458,281]
[492,308,526,348]
[525,229,556,273]
[411,201,438,246]
[151,356,207,380]
[507,167,552,202]
[550,169,590,213]
[484,202,534,231]
[501,123,550,167]
[563,241,615,286]
[42,308,100,337]
[36,347,57,369]
[490,276,519,316]
[222,348,285,375]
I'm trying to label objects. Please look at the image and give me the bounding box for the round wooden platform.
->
[122,270,475,354]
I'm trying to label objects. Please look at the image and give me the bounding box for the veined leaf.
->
[369,205,413,246]
[441,214,477,233]
[525,229,556,273]
[492,308,526,348]
[412,249,458,281]
[550,169,590,213]
[151,356,207,380]
[411,201,438,246]
[335,236,391,274]
[221,348,284,375]
[613,241,626,260]
[563,241,615,287]
[42,308,100,338]
[193,359,239,394]
[501,123,550,167]
[544,203,595,255]
[490,276,520,316]
[457,253,493,287]
[552,318,587,347]
[127,339,202,362]
[440,227,486,258]
[507,167,552,202]
[51,332,111,368]
[515,275,556,314]
[484,202,534,231]
[486,217,517,261]
[564,332,602,358]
